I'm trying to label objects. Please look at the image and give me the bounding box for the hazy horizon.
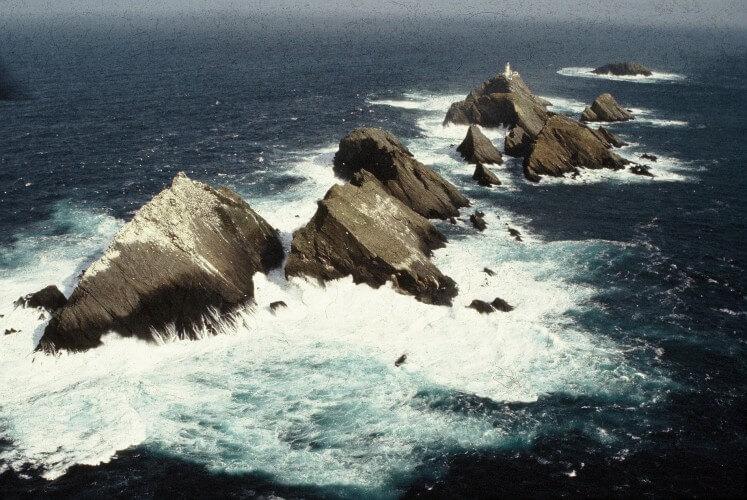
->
[2,0,746,30]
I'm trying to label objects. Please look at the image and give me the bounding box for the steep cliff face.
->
[333,128,468,219]
[38,173,284,352]
[285,170,458,306]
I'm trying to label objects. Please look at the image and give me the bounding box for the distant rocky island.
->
[9,63,666,354]
[592,62,652,76]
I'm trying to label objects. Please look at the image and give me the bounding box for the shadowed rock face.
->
[457,125,503,165]
[592,62,652,76]
[523,115,629,182]
[472,164,501,186]
[333,128,468,219]
[285,170,458,306]
[581,93,634,122]
[504,125,532,157]
[593,126,628,148]
[443,72,550,138]
[37,173,284,352]
[15,286,67,313]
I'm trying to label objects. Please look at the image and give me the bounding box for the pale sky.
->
[2,0,746,29]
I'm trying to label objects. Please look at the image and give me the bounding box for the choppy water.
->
[1,17,745,498]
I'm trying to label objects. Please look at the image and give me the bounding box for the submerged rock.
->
[444,71,550,139]
[581,93,634,122]
[472,163,502,187]
[491,297,514,312]
[457,125,503,164]
[523,115,629,182]
[4,328,19,336]
[470,211,487,231]
[593,126,628,148]
[641,153,658,161]
[285,170,458,306]
[592,62,652,76]
[14,285,67,312]
[483,267,496,276]
[333,128,468,219]
[467,299,494,314]
[37,173,284,353]
[630,164,655,177]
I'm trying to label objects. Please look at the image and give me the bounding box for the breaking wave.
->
[557,67,686,84]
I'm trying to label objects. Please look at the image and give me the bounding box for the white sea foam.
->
[0,90,671,493]
[557,67,686,84]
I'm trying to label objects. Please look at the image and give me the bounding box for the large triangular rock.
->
[37,173,284,352]
[333,127,468,219]
[523,115,629,182]
[285,170,458,305]
[457,125,503,164]
[581,93,634,122]
[443,71,550,139]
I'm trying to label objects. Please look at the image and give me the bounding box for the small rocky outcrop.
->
[507,227,522,242]
[269,301,287,312]
[4,328,19,336]
[394,354,407,367]
[592,62,652,77]
[581,93,634,122]
[444,71,550,139]
[630,164,655,177]
[457,125,503,164]
[470,211,487,231]
[333,128,468,219]
[641,153,658,161]
[473,164,501,187]
[491,297,514,312]
[483,267,496,276]
[467,300,494,314]
[285,170,458,306]
[523,115,629,182]
[15,285,67,312]
[593,127,627,148]
[37,173,284,353]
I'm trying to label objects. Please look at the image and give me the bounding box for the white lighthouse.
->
[504,62,513,79]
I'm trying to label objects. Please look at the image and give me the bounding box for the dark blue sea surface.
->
[1,16,745,498]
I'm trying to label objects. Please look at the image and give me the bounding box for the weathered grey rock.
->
[593,126,628,148]
[37,173,284,353]
[472,164,501,187]
[15,285,67,312]
[523,115,629,182]
[470,211,487,231]
[285,170,458,306]
[581,93,634,122]
[457,125,503,164]
[467,299,494,314]
[444,72,550,139]
[630,164,655,177]
[491,297,514,312]
[333,128,468,219]
[592,62,652,77]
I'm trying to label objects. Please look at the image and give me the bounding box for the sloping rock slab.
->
[443,72,549,139]
[457,125,503,164]
[524,115,629,182]
[581,93,634,122]
[473,164,501,186]
[333,128,468,219]
[285,170,457,305]
[593,127,627,148]
[37,173,284,352]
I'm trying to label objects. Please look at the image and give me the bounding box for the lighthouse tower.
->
[504,62,513,79]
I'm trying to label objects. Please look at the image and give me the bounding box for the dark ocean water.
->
[1,16,745,498]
